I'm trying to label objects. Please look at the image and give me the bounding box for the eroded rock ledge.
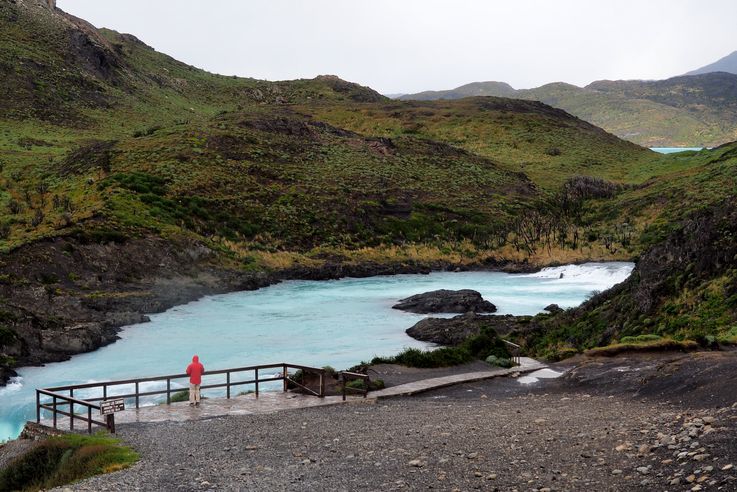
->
[405,312,529,345]
[392,289,497,314]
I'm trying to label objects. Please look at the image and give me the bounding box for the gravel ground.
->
[63,351,737,492]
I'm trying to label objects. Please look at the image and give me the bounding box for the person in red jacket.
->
[186,355,205,406]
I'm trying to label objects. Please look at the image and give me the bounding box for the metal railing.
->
[36,362,326,434]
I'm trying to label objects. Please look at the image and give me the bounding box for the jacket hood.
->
[192,355,199,363]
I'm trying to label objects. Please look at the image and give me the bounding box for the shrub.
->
[345,379,367,391]
[169,390,189,403]
[0,433,138,491]
[8,199,21,215]
[371,346,474,368]
[344,377,385,392]
[463,326,510,360]
[619,334,662,344]
[485,355,514,368]
[371,326,511,369]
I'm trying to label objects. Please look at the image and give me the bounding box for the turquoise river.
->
[0,262,634,441]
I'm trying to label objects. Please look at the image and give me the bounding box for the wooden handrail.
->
[44,363,289,392]
[339,371,369,401]
[36,389,105,434]
[501,339,522,365]
[36,362,327,435]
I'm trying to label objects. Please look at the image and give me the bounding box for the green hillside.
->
[397,81,516,101]
[0,0,736,378]
[520,142,737,358]
[400,74,737,147]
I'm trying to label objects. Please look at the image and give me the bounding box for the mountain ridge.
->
[686,50,737,76]
[399,73,737,147]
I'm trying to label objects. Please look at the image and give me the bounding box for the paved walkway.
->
[370,357,546,399]
[41,358,546,431]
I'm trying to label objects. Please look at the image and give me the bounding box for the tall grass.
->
[0,433,139,491]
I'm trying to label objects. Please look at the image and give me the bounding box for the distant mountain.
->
[383,93,406,99]
[399,81,516,101]
[687,50,737,76]
[399,74,737,147]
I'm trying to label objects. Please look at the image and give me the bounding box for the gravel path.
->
[66,352,737,491]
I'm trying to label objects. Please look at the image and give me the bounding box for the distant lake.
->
[650,147,703,154]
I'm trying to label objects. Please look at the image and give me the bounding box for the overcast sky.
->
[57,0,737,94]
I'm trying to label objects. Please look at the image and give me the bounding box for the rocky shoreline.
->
[0,235,539,385]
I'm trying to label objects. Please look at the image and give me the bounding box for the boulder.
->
[392,289,496,314]
[406,312,523,345]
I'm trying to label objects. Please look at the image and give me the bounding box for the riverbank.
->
[0,233,625,385]
[47,350,737,491]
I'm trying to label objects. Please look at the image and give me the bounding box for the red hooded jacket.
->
[186,355,205,385]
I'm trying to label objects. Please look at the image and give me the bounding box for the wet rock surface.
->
[405,312,524,345]
[57,351,737,491]
[392,289,497,314]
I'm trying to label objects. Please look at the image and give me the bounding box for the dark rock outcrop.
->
[406,312,529,345]
[392,289,497,314]
[544,304,563,314]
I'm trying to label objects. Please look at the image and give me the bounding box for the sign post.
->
[100,398,125,434]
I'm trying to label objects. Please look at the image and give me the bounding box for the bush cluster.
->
[0,433,138,491]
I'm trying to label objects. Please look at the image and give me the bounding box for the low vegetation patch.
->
[485,355,514,368]
[372,327,511,368]
[584,338,699,357]
[168,390,189,403]
[0,433,138,491]
[344,378,385,391]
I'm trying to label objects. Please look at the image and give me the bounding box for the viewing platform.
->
[35,358,546,433]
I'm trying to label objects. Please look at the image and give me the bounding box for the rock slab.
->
[406,312,524,345]
[392,289,496,314]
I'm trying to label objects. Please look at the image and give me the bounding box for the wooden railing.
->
[339,371,369,401]
[36,389,108,434]
[36,362,326,434]
[502,340,522,365]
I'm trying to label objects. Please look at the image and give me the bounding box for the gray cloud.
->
[58,0,737,94]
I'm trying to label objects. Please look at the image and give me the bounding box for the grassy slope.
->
[1,0,736,362]
[519,143,737,358]
[399,75,737,147]
[0,0,660,260]
[302,98,655,188]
